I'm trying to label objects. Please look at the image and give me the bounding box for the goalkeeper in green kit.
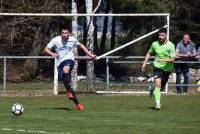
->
[142,28,176,110]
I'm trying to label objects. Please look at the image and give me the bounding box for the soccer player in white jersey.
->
[44,27,96,111]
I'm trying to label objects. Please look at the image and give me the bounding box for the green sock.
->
[154,87,161,104]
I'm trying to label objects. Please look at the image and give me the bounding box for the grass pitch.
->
[0,94,200,134]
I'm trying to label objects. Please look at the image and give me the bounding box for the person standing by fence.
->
[175,33,197,94]
[196,46,200,92]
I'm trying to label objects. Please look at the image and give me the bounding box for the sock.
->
[63,73,79,105]
[154,87,161,105]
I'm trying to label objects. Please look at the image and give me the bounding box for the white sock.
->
[156,101,160,105]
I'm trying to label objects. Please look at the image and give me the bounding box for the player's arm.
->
[142,52,151,72]
[142,43,154,72]
[43,39,58,58]
[43,47,58,58]
[79,43,97,60]
[158,58,175,62]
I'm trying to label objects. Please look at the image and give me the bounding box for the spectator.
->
[197,47,200,92]
[175,33,197,93]
[197,46,200,63]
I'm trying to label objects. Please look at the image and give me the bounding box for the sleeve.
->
[191,42,197,53]
[73,37,80,46]
[148,43,155,55]
[192,46,197,54]
[176,41,181,50]
[169,43,176,58]
[47,38,55,49]
[197,47,200,55]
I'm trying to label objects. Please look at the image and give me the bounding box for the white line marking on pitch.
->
[0,128,70,134]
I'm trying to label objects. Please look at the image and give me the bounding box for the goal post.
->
[0,12,170,95]
[0,13,170,17]
[97,25,168,60]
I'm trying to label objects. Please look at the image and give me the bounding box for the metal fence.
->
[1,56,200,95]
[103,56,200,94]
[0,56,55,96]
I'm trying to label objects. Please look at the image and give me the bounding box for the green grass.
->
[0,95,200,134]
[1,81,106,91]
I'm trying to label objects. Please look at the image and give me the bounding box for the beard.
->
[159,38,167,44]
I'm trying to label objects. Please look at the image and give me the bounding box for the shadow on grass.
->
[39,107,71,111]
[148,106,156,110]
[147,106,163,110]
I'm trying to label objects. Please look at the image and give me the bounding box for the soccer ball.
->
[11,103,24,116]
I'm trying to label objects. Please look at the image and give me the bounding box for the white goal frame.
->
[0,13,170,95]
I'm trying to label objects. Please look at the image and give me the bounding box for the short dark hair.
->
[60,25,71,32]
[158,28,167,34]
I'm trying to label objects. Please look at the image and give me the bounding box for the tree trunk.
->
[71,0,78,91]
[23,0,54,80]
[111,16,116,49]
[93,16,98,51]
[100,16,108,50]
[100,0,111,51]
[85,0,95,92]
[23,26,42,80]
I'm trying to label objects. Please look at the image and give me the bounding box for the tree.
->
[100,0,111,51]
[23,0,61,80]
[170,0,200,44]
[71,0,78,91]
[110,1,116,49]
[0,0,70,81]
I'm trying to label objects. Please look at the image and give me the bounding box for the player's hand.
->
[142,64,146,72]
[157,59,162,62]
[90,54,97,61]
[51,53,59,58]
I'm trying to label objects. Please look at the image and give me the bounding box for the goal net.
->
[0,13,172,95]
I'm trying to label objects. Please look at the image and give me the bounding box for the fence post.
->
[165,14,170,93]
[167,15,170,40]
[106,57,110,90]
[3,58,7,96]
[53,58,58,95]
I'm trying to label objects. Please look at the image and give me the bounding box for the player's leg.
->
[153,68,162,110]
[62,67,76,100]
[161,72,170,91]
[154,78,161,110]
[148,75,158,97]
[154,70,170,110]
[61,60,84,111]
